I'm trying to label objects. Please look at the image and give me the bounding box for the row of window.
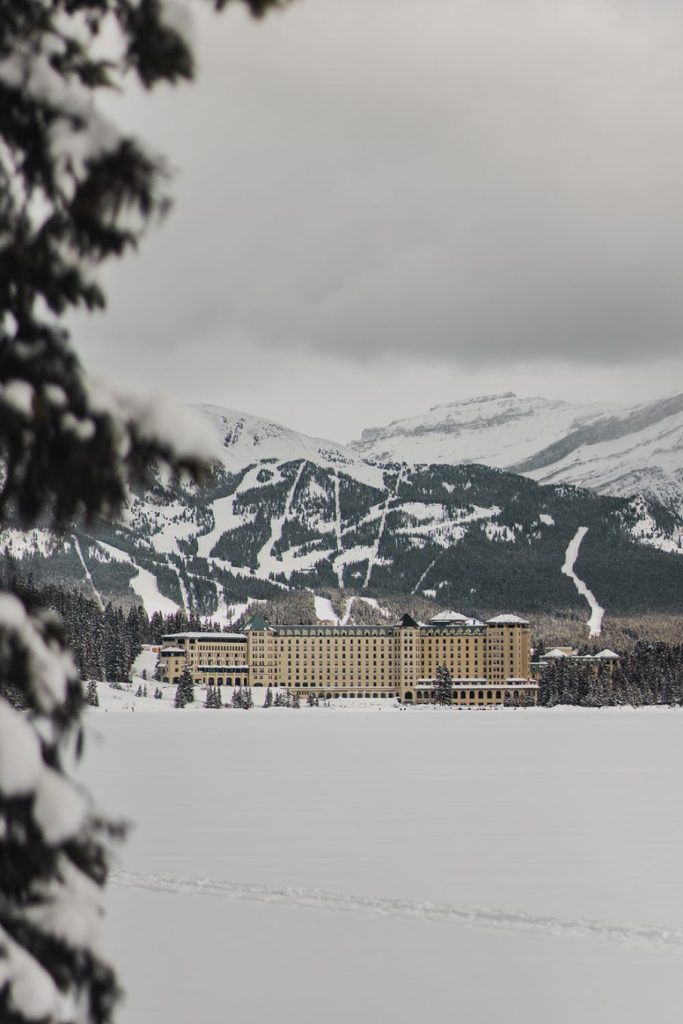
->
[408,689,535,702]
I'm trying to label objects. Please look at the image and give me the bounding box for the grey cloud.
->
[72,0,683,373]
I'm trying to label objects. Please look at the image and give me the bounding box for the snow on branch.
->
[0,589,122,1023]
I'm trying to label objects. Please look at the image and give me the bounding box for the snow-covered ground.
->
[79,691,683,1023]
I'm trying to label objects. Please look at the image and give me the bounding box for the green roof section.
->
[244,613,272,631]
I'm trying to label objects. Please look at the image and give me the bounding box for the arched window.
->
[404,691,413,701]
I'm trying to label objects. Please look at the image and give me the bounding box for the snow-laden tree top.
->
[0,3,290,1022]
[0,0,288,525]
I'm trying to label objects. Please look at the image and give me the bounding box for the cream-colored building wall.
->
[266,630,397,692]
[159,620,537,705]
[160,634,248,684]
[419,631,486,682]
[485,625,530,683]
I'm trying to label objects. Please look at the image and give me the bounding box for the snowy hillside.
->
[351,392,683,513]
[198,405,383,488]
[2,399,682,624]
[3,454,682,625]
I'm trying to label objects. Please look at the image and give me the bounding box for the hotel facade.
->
[159,610,538,706]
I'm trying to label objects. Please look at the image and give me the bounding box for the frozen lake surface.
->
[79,703,683,1023]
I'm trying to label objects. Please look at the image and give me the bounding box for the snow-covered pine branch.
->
[0,2,291,1021]
[0,592,123,1023]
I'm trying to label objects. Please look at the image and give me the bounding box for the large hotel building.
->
[159,610,538,706]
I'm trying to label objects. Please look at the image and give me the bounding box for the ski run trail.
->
[257,461,306,576]
[561,526,605,637]
[333,471,344,588]
[72,535,104,611]
[364,464,405,588]
[112,871,683,953]
[412,557,437,595]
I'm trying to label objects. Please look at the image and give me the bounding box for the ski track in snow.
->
[561,527,605,637]
[333,471,344,588]
[364,465,404,589]
[72,535,104,611]
[412,557,437,595]
[93,539,181,616]
[174,568,189,613]
[257,461,306,578]
[111,872,683,952]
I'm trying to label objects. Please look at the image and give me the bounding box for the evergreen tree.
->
[174,683,187,709]
[179,665,194,706]
[434,665,453,705]
[290,690,301,709]
[0,4,289,1017]
[86,679,100,708]
[205,685,222,709]
[264,686,273,708]
[154,687,163,700]
[231,686,243,709]
[241,685,254,710]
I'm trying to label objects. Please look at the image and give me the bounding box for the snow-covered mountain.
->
[199,405,382,488]
[351,392,683,513]
[3,400,683,627]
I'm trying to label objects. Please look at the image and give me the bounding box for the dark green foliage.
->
[86,680,99,706]
[178,665,194,706]
[434,665,453,705]
[263,686,273,707]
[231,684,253,709]
[539,642,683,706]
[204,685,222,709]
[209,511,272,568]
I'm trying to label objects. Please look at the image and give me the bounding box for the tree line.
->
[0,574,236,688]
[539,642,683,707]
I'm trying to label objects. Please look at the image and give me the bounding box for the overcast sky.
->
[70,0,683,442]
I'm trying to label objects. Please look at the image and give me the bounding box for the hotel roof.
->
[161,632,247,641]
[486,614,530,626]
